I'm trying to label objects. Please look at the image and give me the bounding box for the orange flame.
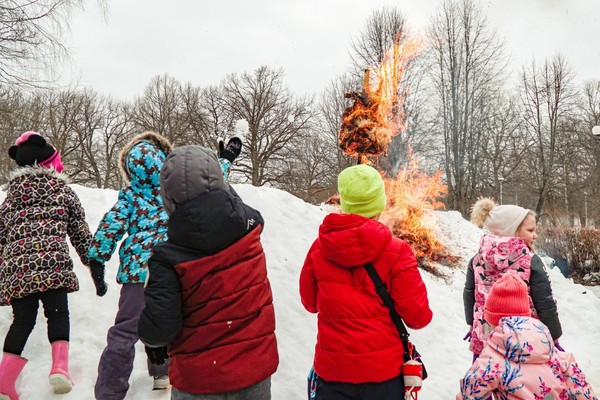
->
[381,155,459,273]
[337,35,459,273]
[339,35,421,159]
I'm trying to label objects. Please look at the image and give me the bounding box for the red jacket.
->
[300,213,432,383]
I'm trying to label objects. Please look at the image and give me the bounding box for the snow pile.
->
[0,183,597,399]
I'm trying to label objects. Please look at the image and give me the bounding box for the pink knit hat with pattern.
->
[484,272,531,326]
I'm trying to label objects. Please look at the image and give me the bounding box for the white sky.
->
[59,0,600,101]
[0,183,598,398]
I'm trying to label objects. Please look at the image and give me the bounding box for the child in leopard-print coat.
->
[0,131,92,398]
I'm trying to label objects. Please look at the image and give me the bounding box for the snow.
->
[0,183,598,399]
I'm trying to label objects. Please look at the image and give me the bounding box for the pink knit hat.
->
[484,273,531,326]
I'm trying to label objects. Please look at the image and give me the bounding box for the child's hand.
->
[89,260,108,297]
[554,340,565,352]
[218,137,242,163]
[145,345,169,365]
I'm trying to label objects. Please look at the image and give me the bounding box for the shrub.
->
[537,226,600,282]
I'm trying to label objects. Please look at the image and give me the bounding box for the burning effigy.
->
[338,36,459,275]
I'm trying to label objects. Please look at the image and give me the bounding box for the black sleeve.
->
[463,258,475,326]
[138,250,183,347]
[230,185,265,230]
[529,254,562,340]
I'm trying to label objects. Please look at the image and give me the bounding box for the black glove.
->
[89,260,108,297]
[218,137,242,163]
[145,345,169,365]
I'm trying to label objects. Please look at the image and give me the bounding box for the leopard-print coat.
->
[0,167,92,305]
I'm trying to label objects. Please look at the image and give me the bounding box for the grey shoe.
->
[153,375,170,390]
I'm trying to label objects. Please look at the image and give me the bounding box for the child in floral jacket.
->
[458,273,596,400]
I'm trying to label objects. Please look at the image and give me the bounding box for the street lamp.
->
[592,126,600,141]
[584,191,588,226]
[498,177,505,205]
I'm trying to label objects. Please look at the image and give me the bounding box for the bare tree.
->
[39,88,87,163]
[427,0,507,215]
[131,74,201,147]
[219,66,314,186]
[349,6,425,174]
[0,0,107,87]
[520,54,576,219]
[278,130,334,203]
[318,75,355,176]
[0,86,36,180]
[350,6,407,75]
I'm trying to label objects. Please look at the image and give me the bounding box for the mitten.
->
[145,345,169,365]
[463,331,472,342]
[218,137,242,163]
[89,260,108,297]
[554,340,565,352]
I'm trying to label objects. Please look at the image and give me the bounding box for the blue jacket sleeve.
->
[87,188,132,263]
[138,246,183,347]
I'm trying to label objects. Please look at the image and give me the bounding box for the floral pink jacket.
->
[458,317,596,400]
[468,234,538,354]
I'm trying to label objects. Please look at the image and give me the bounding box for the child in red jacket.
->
[300,164,432,400]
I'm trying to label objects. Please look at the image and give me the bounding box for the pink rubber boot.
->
[49,341,72,394]
[0,353,27,400]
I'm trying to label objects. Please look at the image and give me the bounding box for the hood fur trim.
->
[4,166,70,189]
[119,131,173,183]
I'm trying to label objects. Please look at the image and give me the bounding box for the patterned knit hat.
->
[484,273,531,326]
[338,164,386,218]
[8,131,63,172]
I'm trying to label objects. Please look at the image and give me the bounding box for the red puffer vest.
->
[168,227,278,394]
[300,213,432,383]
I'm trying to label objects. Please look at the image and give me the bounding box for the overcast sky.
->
[59,0,600,101]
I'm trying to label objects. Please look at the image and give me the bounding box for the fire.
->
[337,34,459,274]
[382,156,459,273]
[339,35,421,161]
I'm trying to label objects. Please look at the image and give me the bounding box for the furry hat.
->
[484,272,531,326]
[338,164,386,218]
[8,131,63,172]
[471,197,530,237]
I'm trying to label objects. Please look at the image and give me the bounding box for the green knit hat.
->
[338,164,386,218]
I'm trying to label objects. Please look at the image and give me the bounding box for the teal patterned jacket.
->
[87,136,169,284]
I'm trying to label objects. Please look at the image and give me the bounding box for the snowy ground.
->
[0,183,598,399]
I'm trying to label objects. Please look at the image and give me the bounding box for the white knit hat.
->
[484,205,530,237]
[471,198,531,237]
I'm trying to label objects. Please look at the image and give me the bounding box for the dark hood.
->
[160,145,227,215]
[167,188,263,255]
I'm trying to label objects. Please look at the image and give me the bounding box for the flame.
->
[382,155,459,271]
[340,35,421,159]
[337,35,459,274]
